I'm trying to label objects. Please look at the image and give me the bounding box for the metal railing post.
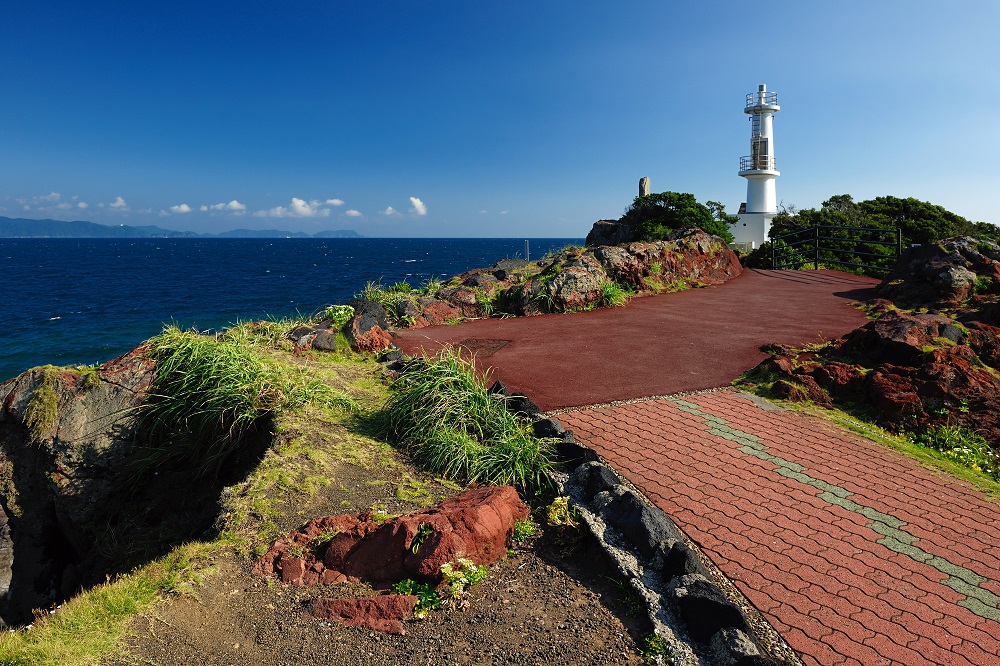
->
[896,228,902,259]
[814,226,820,270]
[771,239,776,269]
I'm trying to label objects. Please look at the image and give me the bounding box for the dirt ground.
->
[103,359,652,666]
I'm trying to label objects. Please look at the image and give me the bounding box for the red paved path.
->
[394,269,878,411]
[560,392,1000,666]
[395,268,1000,664]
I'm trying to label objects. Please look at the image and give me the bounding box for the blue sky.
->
[1,1,997,237]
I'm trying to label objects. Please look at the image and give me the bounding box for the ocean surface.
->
[0,238,582,382]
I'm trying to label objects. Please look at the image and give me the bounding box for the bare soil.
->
[103,359,651,665]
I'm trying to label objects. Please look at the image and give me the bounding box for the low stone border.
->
[378,351,797,665]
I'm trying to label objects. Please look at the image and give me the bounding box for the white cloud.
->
[480,210,488,214]
[382,206,399,216]
[169,203,192,214]
[344,209,362,217]
[409,197,427,216]
[77,202,88,209]
[499,210,509,215]
[109,196,128,210]
[207,200,246,211]
[199,205,209,212]
[325,198,345,206]
[39,192,61,203]
[254,197,333,218]
[56,203,72,210]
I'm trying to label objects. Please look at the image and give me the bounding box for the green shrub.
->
[510,518,537,543]
[440,558,488,598]
[620,192,734,244]
[374,348,554,492]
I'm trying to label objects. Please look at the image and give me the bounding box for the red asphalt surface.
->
[395,269,1000,665]
[394,269,879,411]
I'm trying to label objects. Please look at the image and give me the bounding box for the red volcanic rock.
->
[254,485,528,587]
[867,369,923,421]
[306,595,418,635]
[593,228,741,292]
[747,306,1000,447]
[410,299,463,327]
[351,324,392,353]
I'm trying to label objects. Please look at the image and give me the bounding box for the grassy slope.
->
[0,330,393,665]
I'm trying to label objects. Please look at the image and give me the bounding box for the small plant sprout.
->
[546,496,579,528]
[440,558,488,598]
[321,304,355,329]
[410,523,434,554]
[391,579,441,618]
[510,517,537,544]
[642,629,674,665]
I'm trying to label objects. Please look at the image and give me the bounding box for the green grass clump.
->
[375,348,554,492]
[139,325,354,476]
[910,425,1000,481]
[600,280,630,307]
[24,367,60,444]
[361,280,413,310]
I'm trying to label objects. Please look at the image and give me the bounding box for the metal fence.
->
[771,225,902,273]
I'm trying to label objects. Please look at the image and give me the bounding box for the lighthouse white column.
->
[733,83,781,248]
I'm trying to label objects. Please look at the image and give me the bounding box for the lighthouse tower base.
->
[730,212,773,250]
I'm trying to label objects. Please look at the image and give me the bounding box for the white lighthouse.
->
[732,83,780,248]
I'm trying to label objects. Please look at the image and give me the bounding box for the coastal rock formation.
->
[752,302,1000,447]
[253,485,528,587]
[0,350,154,624]
[877,236,1000,307]
[592,228,742,292]
[390,228,742,326]
[585,219,636,247]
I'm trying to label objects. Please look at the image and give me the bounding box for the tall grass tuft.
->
[375,348,554,492]
[138,325,354,477]
[600,280,630,307]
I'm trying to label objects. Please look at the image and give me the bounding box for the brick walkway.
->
[560,390,1000,666]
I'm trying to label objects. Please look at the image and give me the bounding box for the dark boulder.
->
[585,220,637,247]
[345,298,392,353]
[877,236,1000,307]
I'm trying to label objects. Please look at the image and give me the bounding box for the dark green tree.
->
[858,195,972,245]
[620,192,734,243]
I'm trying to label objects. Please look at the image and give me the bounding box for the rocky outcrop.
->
[585,220,637,247]
[877,236,1000,307]
[253,485,528,587]
[0,350,153,624]
[345,299,393,353]
[388,228,742,328]
[287,320,339,352]
[753,307,1000,446]
[592,228,742,292]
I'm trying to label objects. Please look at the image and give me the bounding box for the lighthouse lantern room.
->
[732,84,780,249]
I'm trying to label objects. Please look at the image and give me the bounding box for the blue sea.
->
[0,238,581,382]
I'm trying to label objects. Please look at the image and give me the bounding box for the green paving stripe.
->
[667,397,1000,623]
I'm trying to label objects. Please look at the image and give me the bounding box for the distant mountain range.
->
[0,216,363,239]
